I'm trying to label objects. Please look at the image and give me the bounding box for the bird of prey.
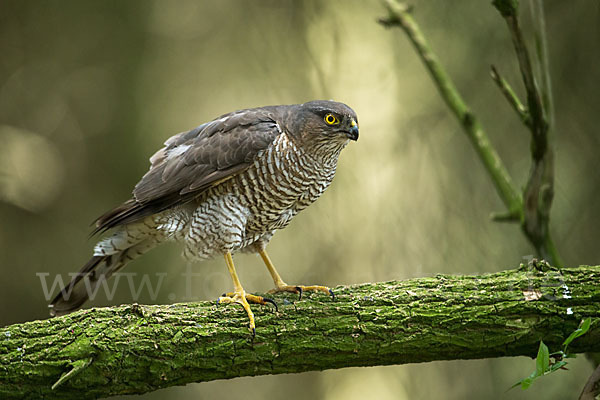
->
[49,100,359,334]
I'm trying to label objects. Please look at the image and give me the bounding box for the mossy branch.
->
[2,264,600,399]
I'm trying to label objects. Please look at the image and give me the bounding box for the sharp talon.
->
[329,288,335,301]
[263,297,278,312]
[296,286,303,301]
[216,298,220,305]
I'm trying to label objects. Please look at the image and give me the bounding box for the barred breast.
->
[180,132,344,260]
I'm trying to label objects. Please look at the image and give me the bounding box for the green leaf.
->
[511,341,549,390]
[563,318,592,351]
[535,341,549,376]
[548,360,567,373]
[510,369,538,391]
[520,376,535,390]
[521,368,540,390]
[510,320,593,391]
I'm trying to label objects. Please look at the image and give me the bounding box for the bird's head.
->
[285,100,359,152]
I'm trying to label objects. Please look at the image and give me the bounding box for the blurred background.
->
[1,0,599,399]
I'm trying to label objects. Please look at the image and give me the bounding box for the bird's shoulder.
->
[94,105,290,233]
[137,106,288,199]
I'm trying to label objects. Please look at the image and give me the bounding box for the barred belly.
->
[181,132,340,261]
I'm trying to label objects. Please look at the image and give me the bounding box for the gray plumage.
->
[50,100,358,316]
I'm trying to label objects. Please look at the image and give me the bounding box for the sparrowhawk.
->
[49,100,359,334]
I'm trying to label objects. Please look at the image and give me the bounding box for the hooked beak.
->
[346,119,359,141]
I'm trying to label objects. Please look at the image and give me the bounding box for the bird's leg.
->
[259,249,334,300]
[217,252,276,335]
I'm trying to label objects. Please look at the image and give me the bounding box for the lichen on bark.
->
[1,264,599,399]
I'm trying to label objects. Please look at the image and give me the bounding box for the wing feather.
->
[93,106,284,234]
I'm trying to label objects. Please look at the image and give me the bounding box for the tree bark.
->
[1,263,599,399]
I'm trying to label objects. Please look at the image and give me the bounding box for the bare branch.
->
[378,0,522,217]
[529,0,555,129]
[492,0,561,266]
[490,65,531,128]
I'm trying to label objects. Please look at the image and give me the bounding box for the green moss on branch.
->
[1,264,599,399]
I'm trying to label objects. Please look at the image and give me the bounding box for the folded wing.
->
[93,107,284,234]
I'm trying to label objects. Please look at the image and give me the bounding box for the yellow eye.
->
[324,113,339,125]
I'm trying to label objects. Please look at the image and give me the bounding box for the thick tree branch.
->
[1,264,599,399]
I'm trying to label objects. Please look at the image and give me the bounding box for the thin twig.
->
[379,0,562,266]
[378,0,522,217]
[529,0,554,129]
[490,209,521,223]
[490,65,531,128]
[503,13,548,161]
[492,0,561,266]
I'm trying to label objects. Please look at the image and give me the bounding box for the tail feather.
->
[49,256,108,316]
[49,235,161,316]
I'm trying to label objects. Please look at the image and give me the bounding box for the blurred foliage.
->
[0,0,598,399]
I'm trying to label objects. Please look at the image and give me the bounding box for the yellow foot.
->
[216,291,278,335]
[268,285,335,301]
